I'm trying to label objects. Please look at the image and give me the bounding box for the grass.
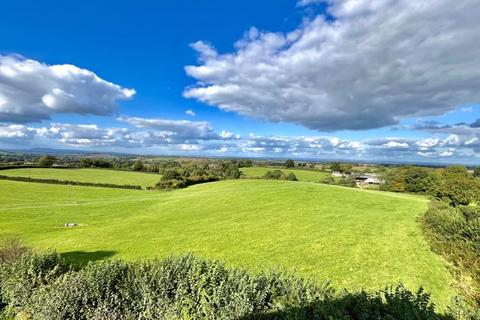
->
[0,168,159,188]
[0,178,456,308]
[240,167,329,182]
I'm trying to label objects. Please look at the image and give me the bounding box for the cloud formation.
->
[185,0,480,131]
[0,55,135,123]
[0,119,477,161]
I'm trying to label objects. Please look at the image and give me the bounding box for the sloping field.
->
[0,168,159,188]
[0,179,455,307]
[241,167,329,182]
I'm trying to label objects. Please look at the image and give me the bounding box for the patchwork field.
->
[0,178,455,307]
[240,167,329,182]
[0,168,160,188]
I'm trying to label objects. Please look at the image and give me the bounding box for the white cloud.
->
[117,116,220,141]
[185,0,480,131]
[0,124,33,142]
[297,0,324,7]
[185,109,196,117]
[0,55,135,123]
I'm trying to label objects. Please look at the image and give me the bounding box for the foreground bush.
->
[0,249,470,320]
[422,200,480,308]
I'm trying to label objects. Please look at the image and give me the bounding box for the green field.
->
[241,167,329,182]
[0,168,160,188]
[0,178,455,307]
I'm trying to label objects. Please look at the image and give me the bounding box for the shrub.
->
[422,201,480,308]
[0,252,454,320]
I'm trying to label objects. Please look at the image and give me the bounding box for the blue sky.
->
[0,0,479,164]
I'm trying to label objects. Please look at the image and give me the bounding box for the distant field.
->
[241,167,329,182]
[0,168,159,188]
[0,179,455,307]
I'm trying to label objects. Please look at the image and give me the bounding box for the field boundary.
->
[0,175,142,190]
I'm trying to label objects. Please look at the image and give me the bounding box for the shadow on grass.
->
[238,292,451,320]
[60,250,117,268]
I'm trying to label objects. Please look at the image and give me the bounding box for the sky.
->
[1,0,480,164]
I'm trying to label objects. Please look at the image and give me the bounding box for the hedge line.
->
[0,251,468,320]
[0,175,142,190]
[0,165,39,170]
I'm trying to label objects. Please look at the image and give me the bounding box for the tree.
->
[38,155,55,168]
[285,159,295,168]
[224,164,240,179]
[330,162,342,172]
[473,167,480,178]
[132,160,144,171]
[435,175,480,206]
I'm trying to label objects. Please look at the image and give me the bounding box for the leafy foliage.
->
[422,201,480,308]
[285,159,295,168]
[381,166,480,206]
[0,250,460,320]
[0,174,142,190]
[37,155,56,168]
[156,161,241,190]
[263,170,297,181]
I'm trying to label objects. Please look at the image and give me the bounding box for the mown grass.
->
[0,168,159,188]
[240,167,329,182]
[0,179,455,308]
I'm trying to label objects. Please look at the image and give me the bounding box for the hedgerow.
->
[0,175,142,190]
[0,248,468,320]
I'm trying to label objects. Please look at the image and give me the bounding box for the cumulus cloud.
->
[117,116,221,141]
[185,0,480,131]
[0,55,135,123]
[0,124,34,142]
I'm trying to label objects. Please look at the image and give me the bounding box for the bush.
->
[0,252,456,320]
[422,201,480,308]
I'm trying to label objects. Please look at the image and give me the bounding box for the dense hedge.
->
[0,249,473,320]
[0,175,142,190]
[422,200,480,310]
[0,165,39,170]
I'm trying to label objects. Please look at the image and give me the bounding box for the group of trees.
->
[381,165,480,206]
[155,160,241,190]
[330,162,354,174]
[1,242,474,319]
[284,159,315,169]
[262,170,297,181]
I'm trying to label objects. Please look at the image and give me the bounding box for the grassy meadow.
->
[0,177,456,308]
[0,168,160,188]
[240,167,329,182]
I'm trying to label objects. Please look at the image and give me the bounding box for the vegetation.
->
[240,167,328,182]
[0,168,159,188]
[422,201,480,311]
[37,155,56,168]
[262,170,297,181]
[0,246,460,320]
[285,159,295,168]
[381,165,480,206]
[0,174,142,190]
[156,161,240,190]
[0,179,455,307]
